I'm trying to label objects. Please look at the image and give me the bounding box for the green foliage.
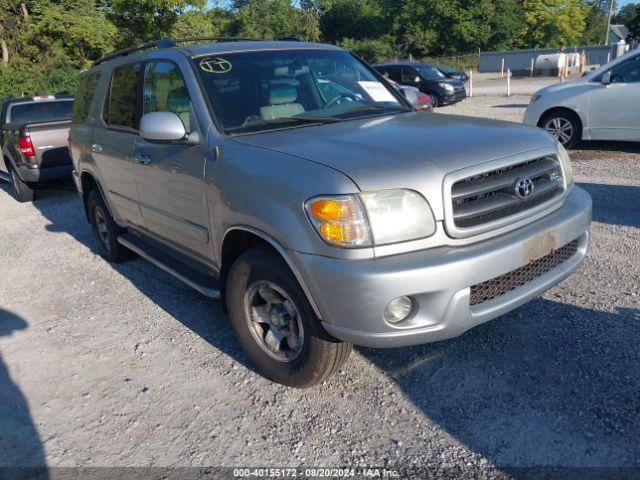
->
[626,5,640,40]
[523,0,588,48]
[231,0,320,41]
[341,36,396,63]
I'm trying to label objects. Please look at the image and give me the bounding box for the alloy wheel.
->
[544,116,574,145]
[244,281,304,363]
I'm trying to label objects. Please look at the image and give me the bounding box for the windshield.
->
[8,100,73,124]
[416,66,446,80]
[195,49,408,134]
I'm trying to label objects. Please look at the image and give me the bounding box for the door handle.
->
[135,153,152,165]
[91,144,102,153]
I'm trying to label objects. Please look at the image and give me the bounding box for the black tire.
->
[540,110,582,149]
[87,189,130,263]
[226,246,352,388]
[431,95,441,108]
[8,164,35,202]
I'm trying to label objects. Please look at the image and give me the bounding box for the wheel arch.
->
[538,106,584,133]
[219,226,323,319]
[79,170,114,223]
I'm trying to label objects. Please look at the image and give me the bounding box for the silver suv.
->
[69,38,592,387]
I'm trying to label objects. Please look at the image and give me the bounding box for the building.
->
[609,24,630,44]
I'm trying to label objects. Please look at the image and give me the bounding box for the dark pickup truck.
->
[1,94,74,202]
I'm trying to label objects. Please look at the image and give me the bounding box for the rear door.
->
[132,59,211,260]
[589,54,640,141]
[69,72,101,175]
[92,62,145,228]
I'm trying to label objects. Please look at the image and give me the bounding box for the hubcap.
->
[244,281,304,363]
[93,206,110,251]
[544,117,574,145]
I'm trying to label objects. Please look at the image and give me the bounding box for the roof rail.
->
[92,37,267,67]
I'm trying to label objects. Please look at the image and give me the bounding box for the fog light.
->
[384,296,414,324]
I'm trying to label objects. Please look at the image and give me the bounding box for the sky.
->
[617,0,635,10]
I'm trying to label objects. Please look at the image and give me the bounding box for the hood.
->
[534,78,590,96]
[233,111,557,219]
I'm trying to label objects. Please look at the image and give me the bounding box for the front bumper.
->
[290,187,591,348]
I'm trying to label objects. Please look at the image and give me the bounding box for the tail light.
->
[18,135,36,157]
[415,92,433,111]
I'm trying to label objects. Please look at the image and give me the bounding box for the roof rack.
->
[93,37,267,66]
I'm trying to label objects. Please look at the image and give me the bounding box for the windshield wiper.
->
[337,104,410,117]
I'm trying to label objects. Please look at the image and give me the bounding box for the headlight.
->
[360,190,436,245]
[306,190,436,248]
[557,143,575,187]
[439,82,454,92]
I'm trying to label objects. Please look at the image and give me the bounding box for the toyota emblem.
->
[515,178,534,199]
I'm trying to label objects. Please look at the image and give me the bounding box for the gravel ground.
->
[1,90,639,478]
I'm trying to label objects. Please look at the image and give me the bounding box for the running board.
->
[0,171,11,182]
[117,234,221,299]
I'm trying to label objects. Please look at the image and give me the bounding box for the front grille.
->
[469,239,579,306]
[451,156,564,230]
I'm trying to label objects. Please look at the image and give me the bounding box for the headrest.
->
[269,86,297,105]
[274,65,310,76]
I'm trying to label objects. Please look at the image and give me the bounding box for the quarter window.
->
[143,61,192,132]
[104,63,142,130]
[72,73,100,124]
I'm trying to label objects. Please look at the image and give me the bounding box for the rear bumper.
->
[17,164,72,183]
[290,187,592,348]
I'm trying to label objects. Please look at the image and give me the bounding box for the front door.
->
[589,54,640,142]
[132,60,211,261]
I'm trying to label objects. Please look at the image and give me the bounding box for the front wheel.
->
[226,246,352,388]
[431,95,441,108]
[541,111,581,148]
[9,165,35,202]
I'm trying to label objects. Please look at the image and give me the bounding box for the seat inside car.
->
[260,85,305,120]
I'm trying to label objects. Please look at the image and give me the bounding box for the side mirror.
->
[602,71,612,85]
[140,111,189,143]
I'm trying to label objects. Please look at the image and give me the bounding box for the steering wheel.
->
[325,93,359,109]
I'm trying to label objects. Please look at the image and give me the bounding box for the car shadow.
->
[20,182,257,374]
[0,309,48,479]
[578,182,640,229]
[493,103,529,109]
[359,299,640,468]
[575,141,640,154]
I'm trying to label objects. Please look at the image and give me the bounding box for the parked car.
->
[386,78,433,111]
[0,94,74,201]
[374,62,466,107]
[437,65,469,82]
[524,48,640,148]
[70,39,591,388]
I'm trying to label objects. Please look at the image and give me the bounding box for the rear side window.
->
[104,63,141,130]
[143,61,192,132]
[9,101,73,124]
[72,73,100,124]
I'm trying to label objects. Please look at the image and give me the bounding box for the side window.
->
[386,67,401,82]
[104,63,142,130]
[72,73,100,124]
[609,55,640,84]
[401,68,417,83]
[143,61,192,132]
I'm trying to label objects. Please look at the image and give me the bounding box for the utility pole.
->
[605,0,614,45]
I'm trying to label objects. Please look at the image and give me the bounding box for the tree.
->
[522,0,589,48]
[626,4,640,40]
[231,0,320,41]
[108,0,206,47]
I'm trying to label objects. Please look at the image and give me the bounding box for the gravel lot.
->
[1,84,639,478]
